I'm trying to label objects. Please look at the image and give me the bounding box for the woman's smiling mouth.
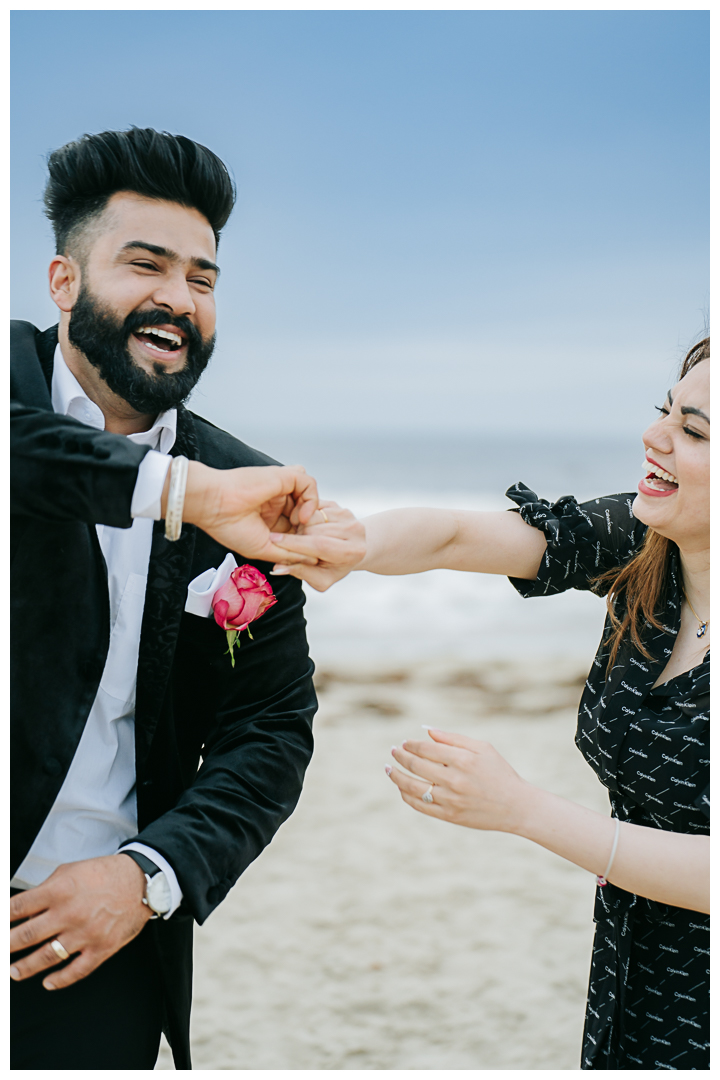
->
[638,457,679,497]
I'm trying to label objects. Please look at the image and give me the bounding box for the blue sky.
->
[11,10,708,440]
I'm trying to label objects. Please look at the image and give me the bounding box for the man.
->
[10,127,322,1069]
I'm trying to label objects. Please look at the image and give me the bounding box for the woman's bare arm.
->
[360,507,547,578]
[270,504,547,590]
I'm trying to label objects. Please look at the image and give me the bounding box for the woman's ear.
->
[48,255,81,312]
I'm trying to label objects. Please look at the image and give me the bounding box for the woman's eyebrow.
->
[666,388,710,423]
[681,406,710,423]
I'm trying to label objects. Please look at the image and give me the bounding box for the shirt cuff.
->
[120,842,183,919]
[130,451,172,520]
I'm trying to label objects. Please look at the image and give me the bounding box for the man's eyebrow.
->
[681,406,710,423]
[119,241,220,275]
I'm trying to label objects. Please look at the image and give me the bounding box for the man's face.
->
[66,191,219,413]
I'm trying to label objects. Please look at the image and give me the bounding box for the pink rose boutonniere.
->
[211,564,277,667]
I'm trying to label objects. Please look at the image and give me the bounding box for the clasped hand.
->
[188,468,368,581]
[178,461,334,567]
[268,500,368,590]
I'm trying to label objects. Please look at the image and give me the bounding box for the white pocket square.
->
[185,553,238,618]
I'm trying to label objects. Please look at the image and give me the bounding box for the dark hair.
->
[595,335,710,670]
[43,126,236,255]
[678,336,709,378]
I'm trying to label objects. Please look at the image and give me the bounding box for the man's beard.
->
[67,285,216,414]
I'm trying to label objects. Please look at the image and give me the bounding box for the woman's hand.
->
[387,729,533,834]
[269,501,367,591]
[387,729,710,913]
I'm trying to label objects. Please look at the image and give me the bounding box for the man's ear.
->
[48,255,82,312]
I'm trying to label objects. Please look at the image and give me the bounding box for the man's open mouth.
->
[132,325,187,356]
[641,459,679,492]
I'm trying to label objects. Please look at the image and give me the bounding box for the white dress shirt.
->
[11,345,183,917]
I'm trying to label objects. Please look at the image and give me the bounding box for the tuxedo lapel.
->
[36,324,60,389]
[9,322,58,405]
[134,406,198,767]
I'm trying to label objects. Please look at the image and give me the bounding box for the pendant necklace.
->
[683,592,709,639]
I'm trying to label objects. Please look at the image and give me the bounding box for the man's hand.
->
[9,854,151,990]
[168,462,321,565]
[269,501,367,590]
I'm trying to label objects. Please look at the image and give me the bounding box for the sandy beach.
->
[156,655,609,1070]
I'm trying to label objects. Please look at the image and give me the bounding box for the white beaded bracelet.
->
[164,455,189,542]
[596,816,621,887]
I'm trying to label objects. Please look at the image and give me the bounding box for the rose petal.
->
[212,598,231,630]
[211,565,277,631]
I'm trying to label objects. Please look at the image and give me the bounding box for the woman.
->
[271,339,710,1070]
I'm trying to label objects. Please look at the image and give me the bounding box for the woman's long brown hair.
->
[595,336,710,670]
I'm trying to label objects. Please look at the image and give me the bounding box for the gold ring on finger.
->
[421,784,435,804]
[50,938,70,961]
[320,509,329,523]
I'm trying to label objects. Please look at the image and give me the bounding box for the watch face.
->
[146,871,172,915]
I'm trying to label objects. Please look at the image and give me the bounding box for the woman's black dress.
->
[506,484,709,1071]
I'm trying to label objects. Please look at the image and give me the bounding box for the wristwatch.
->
[120,850,172,919]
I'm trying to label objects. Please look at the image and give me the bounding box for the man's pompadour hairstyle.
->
[44,126,236,254]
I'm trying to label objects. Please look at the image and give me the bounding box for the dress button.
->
[44,758,62,776]
[206,886,222,905]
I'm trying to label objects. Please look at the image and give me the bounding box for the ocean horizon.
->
[196,428,643,506]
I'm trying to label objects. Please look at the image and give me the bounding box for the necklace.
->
[683,591,709,639]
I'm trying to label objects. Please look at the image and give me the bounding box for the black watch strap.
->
[120,850,161,878]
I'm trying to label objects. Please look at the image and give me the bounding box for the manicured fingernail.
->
[269,533,286,542]
[402,740,408,748]
[270,566,290,575]
[384,764,393,776]
[43,980,56,991]
[9,966,20,981]
[421,725,435,731]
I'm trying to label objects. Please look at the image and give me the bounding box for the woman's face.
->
[633,358,709,550]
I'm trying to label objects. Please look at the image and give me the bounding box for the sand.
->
[156,656,610,1070]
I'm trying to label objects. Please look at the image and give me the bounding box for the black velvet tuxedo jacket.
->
[10,321,317,1068]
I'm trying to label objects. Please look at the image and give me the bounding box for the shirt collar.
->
[51,343,177,454]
